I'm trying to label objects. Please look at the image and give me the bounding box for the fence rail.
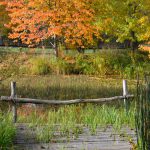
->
[0,80,134,123]
[0,95,134,105]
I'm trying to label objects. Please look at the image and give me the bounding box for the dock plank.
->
[14,124,136,150]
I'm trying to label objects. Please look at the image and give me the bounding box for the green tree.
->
[93,0,150,52]
[0,3,9,36]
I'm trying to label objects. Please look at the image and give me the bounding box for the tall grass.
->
[136,76,150,149]
[0,113,16,150]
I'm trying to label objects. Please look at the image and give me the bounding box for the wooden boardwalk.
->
[14,124,137,150]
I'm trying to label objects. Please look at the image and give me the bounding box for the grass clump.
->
[0,113,16,150]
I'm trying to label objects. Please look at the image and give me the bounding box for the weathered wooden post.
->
[123,79,128,113]
[11,81,17,123]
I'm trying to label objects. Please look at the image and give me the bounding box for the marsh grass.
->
[0,113,16,150]
[1,75,136,143]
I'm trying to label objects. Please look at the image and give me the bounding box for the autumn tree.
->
[93,0,150,52]
[3,0,98,56]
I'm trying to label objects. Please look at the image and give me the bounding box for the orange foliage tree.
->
[3,0,98,56]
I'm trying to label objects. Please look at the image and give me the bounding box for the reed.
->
[136,76,150,149]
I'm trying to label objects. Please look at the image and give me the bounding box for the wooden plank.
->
[14,124,136,150]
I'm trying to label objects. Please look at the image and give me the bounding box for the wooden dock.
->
[14,124,137,150]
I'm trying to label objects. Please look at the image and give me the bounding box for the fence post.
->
[123,80,128,113]
[11,81,17,123]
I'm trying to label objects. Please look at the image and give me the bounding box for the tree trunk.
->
[55,43,59,57]
[77,47,84,53]
[54,35,59,57]
[132,41,139,52]
[130,31,139,53]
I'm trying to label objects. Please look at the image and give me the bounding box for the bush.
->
[56,50,150,78]
[89,51,131,76]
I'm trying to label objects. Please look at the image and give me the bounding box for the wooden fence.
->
[0,80,134,123]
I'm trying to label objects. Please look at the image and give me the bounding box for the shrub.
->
[90,51,131,76]
[56,50,150,78]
